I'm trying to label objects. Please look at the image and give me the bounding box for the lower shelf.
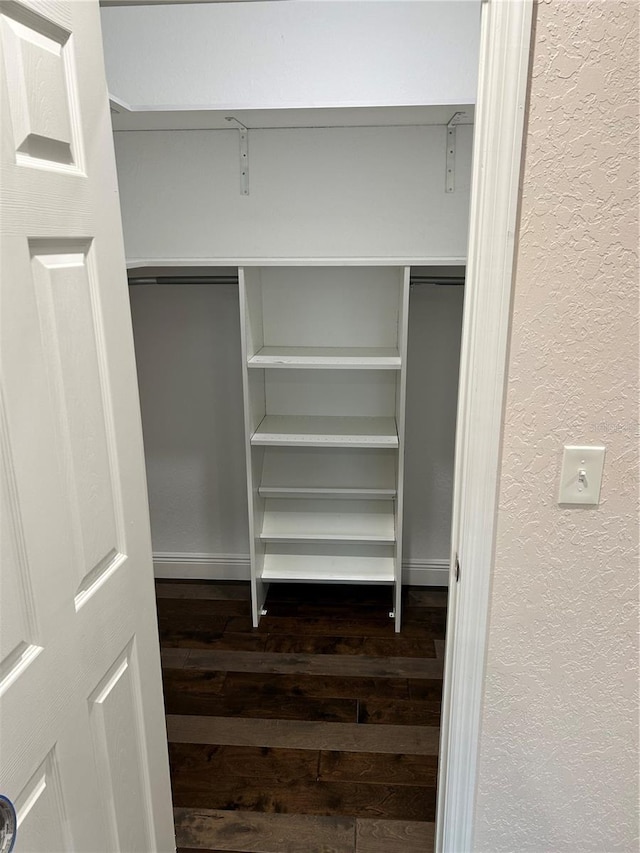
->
[259,446,397,500]
[252,415,398,448]
[260,543,396,584]
[260,498,395,545]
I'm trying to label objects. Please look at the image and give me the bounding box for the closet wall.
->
[114,125,473,263]
[129,284,247,563]
[129,280,463,582]
[104,0,479,584]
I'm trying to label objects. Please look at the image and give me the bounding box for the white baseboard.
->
[153,552,251,580]
[402,559,449,586]
[153,552,449,587]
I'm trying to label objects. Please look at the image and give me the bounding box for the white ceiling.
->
[102,2,480,115]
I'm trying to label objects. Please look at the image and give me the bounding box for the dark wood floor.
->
[157,580,447,853]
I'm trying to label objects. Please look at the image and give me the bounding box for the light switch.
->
[558,445,606,505]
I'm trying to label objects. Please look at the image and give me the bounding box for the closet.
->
[103,1,480,631]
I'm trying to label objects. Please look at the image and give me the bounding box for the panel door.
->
[0,1,174,850]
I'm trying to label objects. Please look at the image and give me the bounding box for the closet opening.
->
[127,265,464,851]
[102,0,481,849]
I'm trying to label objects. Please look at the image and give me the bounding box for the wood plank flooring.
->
[158,580,447,853]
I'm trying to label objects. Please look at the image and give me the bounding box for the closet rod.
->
[410,276,465,287]
[128,276,239,286]
[127,275,464,287]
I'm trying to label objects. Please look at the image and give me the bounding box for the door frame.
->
[98,0,534,847]
[435,0,534,850]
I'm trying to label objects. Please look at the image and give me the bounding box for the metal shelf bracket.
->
[225,116,250,196]
[445,111,466,193]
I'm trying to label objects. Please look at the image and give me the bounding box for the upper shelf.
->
[127,259,467,272]
[110,99,475,132]
[248,346,401,370]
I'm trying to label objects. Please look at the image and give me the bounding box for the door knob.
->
[0,796,16,853]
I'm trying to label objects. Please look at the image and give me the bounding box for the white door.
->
[0,1,174,850]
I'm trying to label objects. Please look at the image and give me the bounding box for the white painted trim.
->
[153,552,250,580]
[402,560,448,587]
[126,257,467,270]
[436,2,534,852]
[152,552,448,586]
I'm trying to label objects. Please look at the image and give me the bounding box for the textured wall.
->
[474,1,639,850]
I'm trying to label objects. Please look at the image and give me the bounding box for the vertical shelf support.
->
[225,116,250,196]
[445,111,466,193]
[393,267,411,632]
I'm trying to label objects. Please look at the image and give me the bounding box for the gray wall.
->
[129,281,463,571]
[130,284,248,556]
[404,283,463,563]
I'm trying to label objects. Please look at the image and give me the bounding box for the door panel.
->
[13,751,71,853]
[0,1,174,850]
[29,240,125,604]
[1,9,81,171]
[88,643,155,853]
[0,407,41,699]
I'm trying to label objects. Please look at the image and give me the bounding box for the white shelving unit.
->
[239,265,410,630]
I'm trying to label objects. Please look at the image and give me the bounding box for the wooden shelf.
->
[259,486,396,500]
[259,447,397,500]
[248,346,401,370]
[260,499,395,545]
[251,415,398,448]
[261,552,396,584]
[110,101,475,133]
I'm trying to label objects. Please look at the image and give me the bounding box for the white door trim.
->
[436,1,534,851]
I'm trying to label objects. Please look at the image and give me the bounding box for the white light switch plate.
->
[558,445,606,505]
